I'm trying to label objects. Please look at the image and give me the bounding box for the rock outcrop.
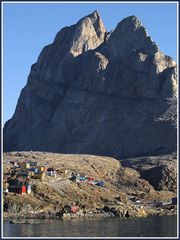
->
[121,153,177,191]
[3,11,177,159]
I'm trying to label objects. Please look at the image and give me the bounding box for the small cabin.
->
[10,161,18,166]
[172,197,177,205]
[71,206,78,213]
[28,171,35,177]
[46,168,56,177]
[21,185,26,194]
[88,177,95,181]
[9,161,19,167]
[63,205,71,213]
[3,182,9,192]
[26,184,31,194]
[21,162,30,169]
[95,180,104,187]
[38,166,46,172]
[65,170,69,175]
[47,167,54,172]
[80,176,86,181]
[28,162,38,167]
[28,167,38,172]
[75,174,80,183]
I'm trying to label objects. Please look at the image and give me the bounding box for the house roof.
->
[47,168,54,171]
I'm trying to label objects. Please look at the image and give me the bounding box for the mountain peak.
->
[86,10,100,20]
[107,15,158,57]
[54,10,106,57]
[4,12,177,159]
[120,15,142,29]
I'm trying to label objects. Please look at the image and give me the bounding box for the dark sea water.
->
[3,215,177,238]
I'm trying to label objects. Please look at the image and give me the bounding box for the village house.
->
[25,182,32,194]
[10,161,19,167]
[64,170,69,175]
[71,202,79,213]
[28,162,38,167]
[172,197,177,205]
[3,181,9,193]
[21,162,30,169]
[27,171,35,177]
[95,180,104,187]
[76,174,87,183]
[21,185,26,195]
[30,167,39,173]
[38,166,46,172]
[68,172,104,187]
[68,172,77,181]
[46,168,56,177]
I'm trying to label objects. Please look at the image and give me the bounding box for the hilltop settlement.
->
[3,152,177,222]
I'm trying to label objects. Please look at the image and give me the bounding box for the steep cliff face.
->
[4,11,177,159]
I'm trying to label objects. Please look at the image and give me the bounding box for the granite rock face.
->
[4,11,177,159]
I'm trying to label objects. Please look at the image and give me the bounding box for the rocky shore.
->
[3,199,177,222]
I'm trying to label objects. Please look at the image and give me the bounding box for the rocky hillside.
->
[3,11,177,159]
[3,152,177,219]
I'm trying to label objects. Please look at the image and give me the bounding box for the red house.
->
[21,185,26,194]
[88,177,95,181]
[71,206,78,213]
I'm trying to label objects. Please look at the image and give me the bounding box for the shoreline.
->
[3,204,177,223]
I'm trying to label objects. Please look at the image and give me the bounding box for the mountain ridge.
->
[4,11,177,159]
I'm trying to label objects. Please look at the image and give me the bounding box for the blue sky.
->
[3,2,178,124]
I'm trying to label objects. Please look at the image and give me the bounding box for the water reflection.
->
[3,215,177,237]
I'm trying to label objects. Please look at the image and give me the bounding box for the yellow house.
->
[3,181,9,190]
[37,166,46,172]
[21,162,30,169]
[28,171,35,177]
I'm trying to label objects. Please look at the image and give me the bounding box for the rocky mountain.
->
[121,153,177,191]
[4,11,177,159]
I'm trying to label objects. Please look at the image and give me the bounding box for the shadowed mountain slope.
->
[4,11,177,159]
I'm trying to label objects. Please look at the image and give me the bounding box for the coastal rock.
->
[3,12,177,159]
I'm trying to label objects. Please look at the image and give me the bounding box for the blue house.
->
[96,180,104,187]
[28,162,38,167]
[172,197,177,205]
